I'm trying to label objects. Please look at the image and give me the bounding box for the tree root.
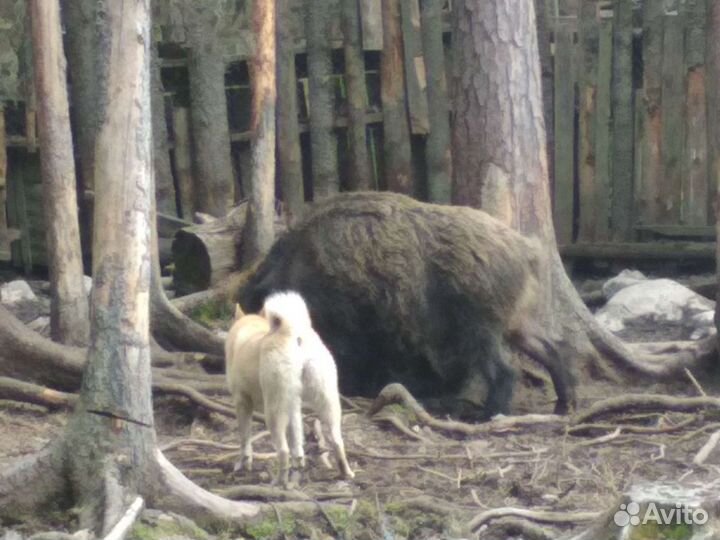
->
[468,507,601,531]
[152,380,234,417]
[368,383,566,436]
[103,496,144,540]
[0,377,77,410]
[477,516,555,540]
[574,394,720,424]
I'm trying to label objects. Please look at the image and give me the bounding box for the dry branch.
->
[0,377,77,410]
[693,430,720,465]
[103,497,144,540]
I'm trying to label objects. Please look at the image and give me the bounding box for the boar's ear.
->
[235,304,245,320]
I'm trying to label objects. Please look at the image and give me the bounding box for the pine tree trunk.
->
[342,0,372,191]
[187,6,234,217]
[276,0,305,223]
[244,0,276,263]
[65,0,156,530]
[61,0,99,194]
[306,0,340,198]
[420,0,451,203]
[381,0,413,194]
[708,0,720,339]
[152,44,177,216]
[29,0,90,347]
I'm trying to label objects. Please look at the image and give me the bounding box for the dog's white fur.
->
[225,291,354,484]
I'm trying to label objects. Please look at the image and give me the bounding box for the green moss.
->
[129,517,209,540]
[245,515,296,540]
[384,403,418,424]
[189,298,234,328]
[628,522,693,540]
[382,500,453,538]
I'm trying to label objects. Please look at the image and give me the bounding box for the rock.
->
[0,280,37,305]
[595,277,715,342]
[601,269,647,299]
[27,316,51,337]
[2,530,24,540]
[83,276,92,296]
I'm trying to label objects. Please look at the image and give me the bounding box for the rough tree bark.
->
[276,0,305,224]
[61,0,99,194]
[243,0,276,264]
[186,2,234,217]
[152,43,177,216]
[63,0,157,530]
[342,0,372,191]
[420,0,451,203]
[306,0,340,198]
[381,0,413,194]
[29,0,90,347]
[450,0,712,383]
[708,0,720,339]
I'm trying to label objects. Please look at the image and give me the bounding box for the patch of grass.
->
[129,516,209,540]
[189,297,234,328]
[628,522,694,540]
[245,514,296,540]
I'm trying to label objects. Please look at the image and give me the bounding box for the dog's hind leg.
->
[233,396,254,473]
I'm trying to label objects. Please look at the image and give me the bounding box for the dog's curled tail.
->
[262,291,312,335]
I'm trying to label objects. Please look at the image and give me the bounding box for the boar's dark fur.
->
[237,192,576,416]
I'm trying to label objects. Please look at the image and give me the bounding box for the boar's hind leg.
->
[509,322,576,414]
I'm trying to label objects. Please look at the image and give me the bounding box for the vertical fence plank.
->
[659,7,684,224]
[577,0,598,241]
[553,18,575,244]
[637,0,665,227]
[172,107,195,220]
[594,16,612,241]
[610,0,634,240]
[683,0,708,225]
[400,0,429,134]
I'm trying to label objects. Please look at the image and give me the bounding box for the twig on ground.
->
[481,516,556,540]
[685,368,707,397]
[573,427,622,448]
[103,497,144,540]
[415,465,456,484]
[569,415,697,436]
[693,430,720,465]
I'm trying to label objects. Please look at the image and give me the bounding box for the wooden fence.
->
[548,0,713,246]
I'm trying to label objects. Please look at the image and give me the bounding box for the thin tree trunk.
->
[152,44,177,216]
[244,0,276,263]
[342,0,372,191]
[187,8,234,217]
[29,0,90,346]
[306,0,340,198]
[420,0,451,203]
[65,0,156,530]
[276,0,305,224]
[381,0,413,194]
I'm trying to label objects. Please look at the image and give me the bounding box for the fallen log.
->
[172,203,247,295]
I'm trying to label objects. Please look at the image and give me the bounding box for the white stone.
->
[83,276,93,296]
[0,280,37,305]
[602,269,647,299]
[595,277,715,341]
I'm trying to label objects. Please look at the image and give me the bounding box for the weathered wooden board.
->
[683,67,708,226]
[577,0,599,241]
[400,0,429,134]
[610,0,634,241]
[552,18,575,245]
[659,8,684,224]
[171,107,195,220]
[360,0,383,50]
[593,17,612,241]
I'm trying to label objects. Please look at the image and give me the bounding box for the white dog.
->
[225,291,354,485]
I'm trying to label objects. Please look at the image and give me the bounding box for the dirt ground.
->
[2,370,720,540]
[2,272,720,539]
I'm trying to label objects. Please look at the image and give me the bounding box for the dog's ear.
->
[235,304,245,320]
[269,315,281,332]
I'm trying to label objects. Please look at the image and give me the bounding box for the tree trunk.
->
[305,0,340,199]
[708,0,720,340]
[342,0,372,191]
[420,0,451,203]
[61,0,99,194]
[64,0,156,532]
[381,0,413,194]
[276,0,305,224]
[29,0,90,347]
[449,0,695,387]
[152,43,177,216]
[186,4,234,217]
[244,0,276,264]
